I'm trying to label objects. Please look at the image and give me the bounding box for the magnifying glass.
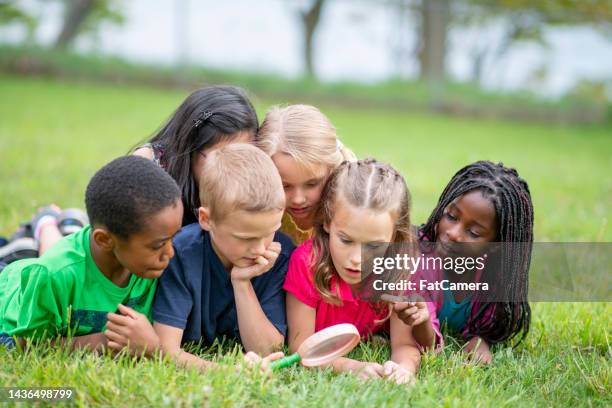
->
[269,323,360,370]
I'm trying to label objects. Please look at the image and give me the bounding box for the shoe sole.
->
[0,238,39,264]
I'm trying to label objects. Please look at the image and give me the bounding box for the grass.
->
[0,74,610,407]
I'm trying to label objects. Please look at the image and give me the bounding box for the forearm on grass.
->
[232,280,284,354]
[154,322,216,371]
[411,319,435,351]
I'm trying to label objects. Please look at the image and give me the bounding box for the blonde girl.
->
[257,105,355,244]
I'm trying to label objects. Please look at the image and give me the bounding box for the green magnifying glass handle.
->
[269,352,301,370]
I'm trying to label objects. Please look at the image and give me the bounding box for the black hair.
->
[85,156,182,239]
[144,85,258,223]
[421,160,534,346]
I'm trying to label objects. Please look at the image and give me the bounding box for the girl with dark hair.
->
[134,85,259,225]
[397,160,534,364]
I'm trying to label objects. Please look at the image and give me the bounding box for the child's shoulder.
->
[274,230,297,259]
[172,223,205,251]
[294,239,314,258]
[0,256,78,293]
[12,227,91,283]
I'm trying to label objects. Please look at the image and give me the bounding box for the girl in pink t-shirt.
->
[284,159,436,385]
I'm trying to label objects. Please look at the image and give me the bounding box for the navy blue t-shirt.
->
[152,223,295,345]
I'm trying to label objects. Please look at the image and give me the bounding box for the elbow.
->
[248,332,285,355]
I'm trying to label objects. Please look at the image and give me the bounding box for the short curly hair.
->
[85,156,182,239]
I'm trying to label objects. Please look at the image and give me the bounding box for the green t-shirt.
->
[0,225,157,340]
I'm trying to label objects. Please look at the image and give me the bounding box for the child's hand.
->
[393,301,430,327]
[105,304,160,356]
[464,336,492,365]
[352,361,385,380]
[231,242,281,283]
[382,361,416,385]
[241,351,285,375]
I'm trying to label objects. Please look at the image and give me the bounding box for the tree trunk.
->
[54,0,96,49]
[418,0,450,83]
[301,0,325,78]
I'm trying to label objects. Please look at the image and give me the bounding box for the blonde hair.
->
[257,104,356,171]
[311,158,415,306]
[199,143,285,220]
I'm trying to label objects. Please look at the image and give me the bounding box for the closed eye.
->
[468,230,481,238]
[444,212,457,221]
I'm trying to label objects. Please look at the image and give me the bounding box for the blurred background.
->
[2,0,612,120]
[0,0,610,240]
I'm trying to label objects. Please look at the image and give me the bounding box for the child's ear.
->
[323,221,330,234]
[198,207,213,231]
[92,228,115,251]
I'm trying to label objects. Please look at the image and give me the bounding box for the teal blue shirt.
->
[438,289,472,334]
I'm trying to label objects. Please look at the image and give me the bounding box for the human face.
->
[435,190,498,258]
[271,153,330,230]
[325,201,395,286]
[113,199,184,279]
[191,130,254,186]
[199,208,283,270]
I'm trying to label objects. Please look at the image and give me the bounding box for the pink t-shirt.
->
[283,240,388,337]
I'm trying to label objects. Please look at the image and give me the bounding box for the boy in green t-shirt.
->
[0,156,183,354]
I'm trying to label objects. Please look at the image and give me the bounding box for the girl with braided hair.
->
[283,158,436,385]
[397,160,534,364]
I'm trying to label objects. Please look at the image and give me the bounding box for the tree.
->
[412,0,612,84]
[54,0,124,49]
[416,0,450,83]
[300,0,326,78]
[0,1,37,41]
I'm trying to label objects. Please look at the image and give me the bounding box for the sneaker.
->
[10,205,62,242]
[58,208,89,236]
[10,224,33,241]
[0,237,39,264]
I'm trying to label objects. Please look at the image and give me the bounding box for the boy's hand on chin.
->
[231,242,281,283]
[105,304,160,356]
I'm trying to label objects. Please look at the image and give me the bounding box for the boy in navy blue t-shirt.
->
[153,144,295,370]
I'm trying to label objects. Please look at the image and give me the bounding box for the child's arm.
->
[463,336,492,364]
[393,301,435,350]
[286,293,384,380]
[385,312,421,385]
[231,242,284,354]
[153,322,217,370]
[285,292,316,353]
[69,333,108,351]
[104,304,160,356]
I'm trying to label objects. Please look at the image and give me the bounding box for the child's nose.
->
[252,240,266,256]
[161,242,175,262]
[291,189,307,206]
[447,224,463,242]
[349,247,361,266]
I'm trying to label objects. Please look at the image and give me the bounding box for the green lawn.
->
[0,75,610,407]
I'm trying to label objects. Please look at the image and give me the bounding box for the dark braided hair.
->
[421,160,534,346]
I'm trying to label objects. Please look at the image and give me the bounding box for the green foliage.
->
[0,1,37,39]
[74,0,125,37]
